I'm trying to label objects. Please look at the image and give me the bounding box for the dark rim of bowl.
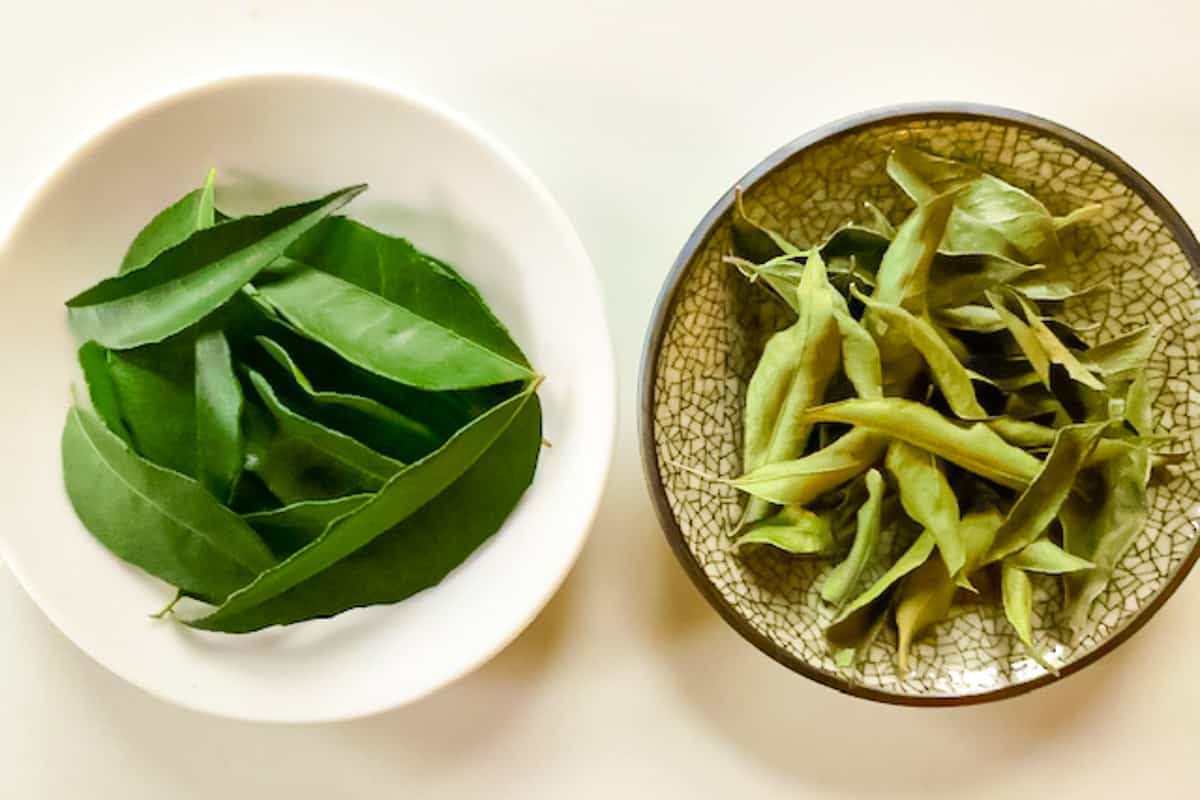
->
[638,101,1200,706]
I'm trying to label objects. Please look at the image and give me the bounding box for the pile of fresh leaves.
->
[62,172,543,633]
[721,146,1179,673]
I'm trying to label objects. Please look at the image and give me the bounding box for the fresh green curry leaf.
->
[119,169,218,274]
[242,494,372,559]
[194,330,243,502]
[287,216,529,367]
[188,395,542,632]
[62,407,274,603]
[77,342,132,444]
[243,369,402,503]
[255,336,441,462]
[186,383,537,630]
[253,265,534,391]
[67,185,365,349]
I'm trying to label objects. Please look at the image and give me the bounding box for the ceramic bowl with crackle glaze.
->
[640,103,1200,705]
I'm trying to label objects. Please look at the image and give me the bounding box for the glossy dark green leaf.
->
[62,407,274,603]
[77,342,132,443]
[255,336,441,462]
[119,170,217,274]
[66,185,365,350]
[108,334,196,476]
[287,216,529,367]
[227,469,281,515]
[186,383,537,630]
[243,369,401,504]
[232,300,472,440]
[186,395,542,632]
[242,494,372,558]
[253,265,533,391]
[194,330,243,502]
[820,468,884,606]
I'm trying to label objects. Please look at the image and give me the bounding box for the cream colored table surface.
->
[2,2,1198,797]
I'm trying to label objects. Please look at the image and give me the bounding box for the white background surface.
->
[2,1,1198,797]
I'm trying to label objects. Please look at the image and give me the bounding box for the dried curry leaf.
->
[820,469,885,606]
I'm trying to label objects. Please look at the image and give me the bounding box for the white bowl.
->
[0,73,615,723]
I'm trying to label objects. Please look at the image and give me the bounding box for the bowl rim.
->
[638,101,1200,706]
[0,69,617,723]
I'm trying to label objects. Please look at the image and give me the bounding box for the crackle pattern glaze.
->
[650,114,1200,701]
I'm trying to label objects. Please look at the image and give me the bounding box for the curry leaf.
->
[243,369,402,503]
[243,494,372,559]
[194,330,243,502]
[186,383,537,629]
[62,407,275,603]
[66,185,365,349]
[77,342,132,444]
[934,304,1007,333]
[885,441,965,576]
[108,334,197,476]
[253,265,533,391]
[986,422,1107,562]
[287,216,529,367]
[736,506,834,554]
[1000,560,1056,673]
[734,428,888,506]
[1007,539,1094,574]
[187,395,542,632]
[831,530,936,627]
[800,398,1043,489]
[820,468,885,606]
[119,169,217,274]
[894,555,955,674]
[1082,325,1161,377]
[255,336,441,462]
[853,285,986,418]
[1014,292,1105,391]
[1062,442,1150,632]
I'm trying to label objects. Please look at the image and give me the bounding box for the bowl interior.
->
[647,110,1200,702]
[0,74,614,722]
